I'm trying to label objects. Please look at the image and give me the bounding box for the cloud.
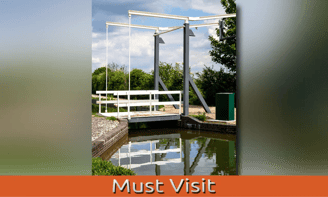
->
[143,0,225,15]
[92,0,228,73]
[92,57,101,63]
[92,25,224,73]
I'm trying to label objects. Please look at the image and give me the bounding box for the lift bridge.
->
[96,10,236,123]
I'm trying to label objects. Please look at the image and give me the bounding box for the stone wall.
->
[92,119,128,158]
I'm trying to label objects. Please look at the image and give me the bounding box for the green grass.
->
[106,116,117,121]
[92,95,114,101]
[190,112,207,122]
[92,157,136,176]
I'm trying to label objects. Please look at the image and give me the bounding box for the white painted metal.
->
[130,140,160,144]
[121,159,181,169]
[153,26,184,36]
[117,93,119,118]
[155,91,182,94]
[128,16,131,120]
[96,99,159,104]
[116,139,182,169]
[129,10,189,21]
[150,141,152,164]
[190,23,219,28]
[154,22,222,36]
[99,112,176,117]
[96,90,159,94]
[99,101,180,107]
[129,16,131,94]
[99,95,101,113]
[128,92,131,119]
[152,101,181,105]
[149,92,152,115]
[179,92,182,115]
[106,21,159,31]
[105,26,108,113]
[106,22,180,33]
[117,148,180,158]
[129,141,131,169]
[194,13,236,21]
[179,138,182,162]
[97,90,182,118]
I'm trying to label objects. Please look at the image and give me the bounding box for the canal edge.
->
[178,116,236,134]
[92,118,128,158]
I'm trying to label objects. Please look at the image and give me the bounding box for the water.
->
[109,129,236,175]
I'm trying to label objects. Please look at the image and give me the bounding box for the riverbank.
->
[92,117,128,158]
[92,116,119,141]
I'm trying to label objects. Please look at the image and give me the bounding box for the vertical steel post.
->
[106,26,108,113]
[154,34,160,111]
[99,94,101,114]
[183,23,190,116]
[118,149,121,166]
[150,141,153,164]
[129,141,131,169]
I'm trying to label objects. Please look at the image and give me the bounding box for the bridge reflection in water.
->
[109,129,236,175]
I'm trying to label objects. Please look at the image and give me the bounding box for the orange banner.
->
[0,176,327,196]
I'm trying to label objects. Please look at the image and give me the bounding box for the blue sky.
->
[92,0,227,74]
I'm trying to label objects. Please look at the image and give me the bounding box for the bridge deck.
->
[99,112,181,123]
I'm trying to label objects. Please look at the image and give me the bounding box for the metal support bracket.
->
[189,77,211,113]
[159,78,179,109]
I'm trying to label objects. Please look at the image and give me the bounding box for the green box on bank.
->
[216,93,235,121]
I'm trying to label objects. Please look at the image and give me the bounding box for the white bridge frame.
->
[101,10,236,119]
[96,90,182,119]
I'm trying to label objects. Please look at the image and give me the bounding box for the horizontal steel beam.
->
[128,10,236,22]
[129,10,189,21]
[106,21,159,31]
[106,22,182,33]
[128,115,181,123]
[96,90,159,94]
[191,13,236,21]
[154,23,220,36]
[154,26,184,36]
[190,22,219,28]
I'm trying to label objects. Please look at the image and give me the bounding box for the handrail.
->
[97,90,183,119]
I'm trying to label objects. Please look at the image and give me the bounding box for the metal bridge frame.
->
[103,10,236,120]
[128,10,235,115]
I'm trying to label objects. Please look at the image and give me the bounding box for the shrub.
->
[106,116,117,121]
[92,157,136,176]
[191,112,207,121]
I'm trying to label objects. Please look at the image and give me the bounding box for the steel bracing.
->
[101,10,236,119]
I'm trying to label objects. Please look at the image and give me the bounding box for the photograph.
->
[91,0,237,175]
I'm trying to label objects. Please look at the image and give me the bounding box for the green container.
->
[216,93,235,121]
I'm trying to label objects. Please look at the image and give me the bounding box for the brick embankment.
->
[178,116,236,134]
[92,118,128,158]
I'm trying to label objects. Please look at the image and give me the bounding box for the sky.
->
[92,0,228,74]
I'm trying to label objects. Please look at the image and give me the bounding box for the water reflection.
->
[109,129,236,175]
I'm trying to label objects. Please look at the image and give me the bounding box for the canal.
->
[108,128,236,175]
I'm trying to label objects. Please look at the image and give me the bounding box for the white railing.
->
[115,139,182,169]
[95,90,182,119]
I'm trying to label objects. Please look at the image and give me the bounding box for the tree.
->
[130,69,153,90]
[209,0,236,73]
[195,66,236,106]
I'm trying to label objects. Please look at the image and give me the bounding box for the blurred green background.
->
[0,0,91,175]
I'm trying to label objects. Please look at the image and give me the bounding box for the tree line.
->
[92,0,236,107]
[92,62,235,106]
